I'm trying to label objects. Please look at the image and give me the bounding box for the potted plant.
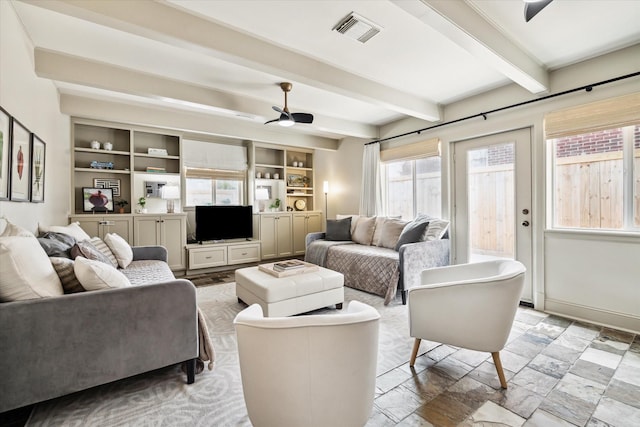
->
[137,197,147,213]
[115,199,128,214]
[269,198,281,212]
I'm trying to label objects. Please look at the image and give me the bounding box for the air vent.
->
[333,12,381,43]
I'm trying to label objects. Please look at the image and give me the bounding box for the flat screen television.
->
[195,205,253,242]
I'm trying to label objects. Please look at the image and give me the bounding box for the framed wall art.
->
[31,134,46,203]
[9,118,31,202]
[82,187,114,213]
[0,107,10,200]
[93,178,121,197]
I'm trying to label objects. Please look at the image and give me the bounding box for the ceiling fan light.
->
[278,118,295,127]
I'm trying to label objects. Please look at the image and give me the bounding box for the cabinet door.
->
[161,216,186,270]
[73,218,102,239]
[134,216,161,247]
[102,217,133,242]
[276,214,293,257]
[259,214,278,259]
[292,213,307,255]
[306,212,322,234]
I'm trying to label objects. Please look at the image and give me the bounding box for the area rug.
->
[183,270,236,288]
[26,283,414,426]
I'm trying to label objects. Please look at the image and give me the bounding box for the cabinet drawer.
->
[188,247,227,269]
[228,243,261,265]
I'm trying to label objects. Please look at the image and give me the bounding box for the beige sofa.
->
[305,214,450,305]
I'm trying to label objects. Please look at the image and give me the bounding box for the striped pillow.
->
[49,257,84,294]
[89,237,118,268]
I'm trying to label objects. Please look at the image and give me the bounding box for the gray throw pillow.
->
[395,219,430,251]
[70,240,114,266]
[325,217,352,241]
[49,257,84,294]
[37,232,76,258]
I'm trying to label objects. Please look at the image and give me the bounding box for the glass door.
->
[453,128,533,302]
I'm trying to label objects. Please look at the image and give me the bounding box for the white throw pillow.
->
[351,216,376,245]
[104,233,133,269]
[377,218,409,249]
[74,257,131,291]
[39,222,91,242]
[423,219,450,241]
[0,236,64,301]
[0,219,34,237]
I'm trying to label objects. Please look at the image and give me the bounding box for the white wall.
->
[0,2,70,233]
[377,44,640,332]
[314,137,364,222]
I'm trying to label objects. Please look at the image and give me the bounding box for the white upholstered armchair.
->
[234,301,380,427]
[408,259,526,388]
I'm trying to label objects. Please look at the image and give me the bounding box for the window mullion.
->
[412,160,417,218]
[622,126,635,229]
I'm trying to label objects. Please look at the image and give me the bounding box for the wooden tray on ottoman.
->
[258,260,319,278]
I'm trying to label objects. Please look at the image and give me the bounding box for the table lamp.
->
[255,188,269,212]
[162,185,180,213]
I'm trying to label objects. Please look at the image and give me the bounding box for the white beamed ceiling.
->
[10,0,640,143]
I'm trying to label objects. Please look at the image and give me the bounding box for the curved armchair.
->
[234,301,380,427]
[408,259,525,388]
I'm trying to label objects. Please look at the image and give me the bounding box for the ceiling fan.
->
[264,82,314,127]
[524,0,554,22]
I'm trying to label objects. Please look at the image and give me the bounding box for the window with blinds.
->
[546,93,640,231]
[381,138,442,219]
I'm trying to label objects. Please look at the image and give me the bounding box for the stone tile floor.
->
[368,307,640,426]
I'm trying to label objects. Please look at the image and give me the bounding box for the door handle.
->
[522,220,530,227]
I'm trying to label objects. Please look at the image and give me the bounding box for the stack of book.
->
[273,260,306,272]
[146,166,166,173]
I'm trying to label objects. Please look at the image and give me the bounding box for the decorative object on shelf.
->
[90,160,114,169]
[137,196,147,214]
[103,141,113,151]
[162,185,180,213]
[115,199,128,214]
[273,173,279,180]
[256,171,262,179]
[147,147,168,156]
[269,198,281,212]
[255,188,269,212]
[83,187,114,213]
[265,172,271,179]
[0,106,10,200]
[93,178,121,197]
[9,118,31,202]
[299,161,304,168]
[287,206,294,212]
[294,199,306,211]
[287,174,305,187]
[292,161,298,167]
[30,134,46,203]
[90,140,100,150]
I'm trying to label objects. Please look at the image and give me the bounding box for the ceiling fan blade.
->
[292,112,314,124]
[264,118,279,125]
[272,106,283,113]
[524,0,553,22]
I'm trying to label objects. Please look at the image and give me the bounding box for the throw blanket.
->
[198,308,215,370]
[304,240,352,267]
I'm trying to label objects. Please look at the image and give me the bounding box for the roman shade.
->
[182,139,247,171]
[380,138,440,162]
[545,92,640,139]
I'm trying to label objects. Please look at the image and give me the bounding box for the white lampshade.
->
[323,181,329,194]
[161,185,180,200]
[255,188,270,200]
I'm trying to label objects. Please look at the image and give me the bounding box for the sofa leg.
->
[336,303,343,309]
[401,290,407,305]
[410,338,421,367]
[186,358,196,384]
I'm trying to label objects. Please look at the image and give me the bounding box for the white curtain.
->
[359,143,382,216]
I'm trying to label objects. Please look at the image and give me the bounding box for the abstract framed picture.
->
[9,118,31,202]
[93,178,121,197]
[82,187,114,213]
[0,106,10,200]
[31,134,46,203]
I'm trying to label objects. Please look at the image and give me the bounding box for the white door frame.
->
[452,128,533,302]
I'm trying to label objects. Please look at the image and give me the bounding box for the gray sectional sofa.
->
[0,241,198,413]
[305,215,450,305]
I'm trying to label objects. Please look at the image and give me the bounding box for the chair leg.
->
[410,338,421,367]
[491,352,508,389]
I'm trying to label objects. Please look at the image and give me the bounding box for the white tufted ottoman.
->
[235,265,344,317]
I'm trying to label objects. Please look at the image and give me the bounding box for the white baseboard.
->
[545,298,640,334]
